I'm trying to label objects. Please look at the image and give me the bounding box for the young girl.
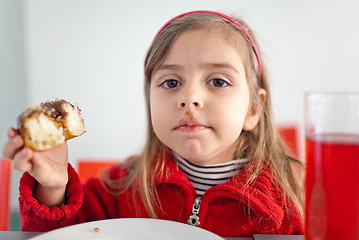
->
[2,10,304,237]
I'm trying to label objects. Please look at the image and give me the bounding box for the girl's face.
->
[150,29,260,165]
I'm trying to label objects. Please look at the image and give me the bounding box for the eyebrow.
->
[155,63,239,73]
[202,63,239,73]
[155,64,182,72]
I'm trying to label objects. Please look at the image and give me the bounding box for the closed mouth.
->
[174,121,210,132]
[174,111,211,132]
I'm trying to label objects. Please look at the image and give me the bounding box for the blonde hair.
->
[103,12,303,219]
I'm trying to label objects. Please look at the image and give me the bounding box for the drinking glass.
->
[305,92,359,240]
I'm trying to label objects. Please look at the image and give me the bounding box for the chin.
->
[174,150,210,165]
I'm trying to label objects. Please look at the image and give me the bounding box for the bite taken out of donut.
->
[17,99,86,151]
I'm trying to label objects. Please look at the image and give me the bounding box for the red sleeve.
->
[19,163,123,232]
[19,164,84,232]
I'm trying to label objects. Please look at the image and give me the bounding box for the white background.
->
[2,0,359,211]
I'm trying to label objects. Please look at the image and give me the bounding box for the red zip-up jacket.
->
[19,154,304,237]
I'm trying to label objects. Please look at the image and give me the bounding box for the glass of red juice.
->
[305,92,359,240]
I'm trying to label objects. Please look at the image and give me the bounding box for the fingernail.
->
[8,128,17,137]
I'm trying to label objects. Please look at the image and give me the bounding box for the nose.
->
[177,93,204,109]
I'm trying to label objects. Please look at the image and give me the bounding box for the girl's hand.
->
[2,128,69,206]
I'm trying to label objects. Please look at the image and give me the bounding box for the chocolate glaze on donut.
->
[17,99,86,151]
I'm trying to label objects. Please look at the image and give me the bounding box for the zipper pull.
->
[188,197,201,226]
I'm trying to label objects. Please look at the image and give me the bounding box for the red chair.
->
[77,159,120,184]
[277,124,300,158]
[0,158,12,231]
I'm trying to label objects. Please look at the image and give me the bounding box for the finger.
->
[2,134,24,160]
[12,147,34,173]
[7,128,17,138]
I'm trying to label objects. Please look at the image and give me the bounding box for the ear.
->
[243,88,267,131]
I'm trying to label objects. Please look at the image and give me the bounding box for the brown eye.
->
[208,79,229,87]
[161,80,182,89]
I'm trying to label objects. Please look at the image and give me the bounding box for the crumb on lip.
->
[94,227,100,232]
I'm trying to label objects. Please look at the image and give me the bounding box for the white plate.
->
[30,218,224,240]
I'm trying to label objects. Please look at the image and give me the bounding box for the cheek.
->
[150,88,169,139]
[150,93,160,132]
[212,94,250,133]
[220,107,247,135]
[151,111,162,139]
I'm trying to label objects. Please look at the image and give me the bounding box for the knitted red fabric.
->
[18,155,303,237]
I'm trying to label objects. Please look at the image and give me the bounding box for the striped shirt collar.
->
[172,151,249,197]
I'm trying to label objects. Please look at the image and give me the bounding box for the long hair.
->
[103,12,303,218]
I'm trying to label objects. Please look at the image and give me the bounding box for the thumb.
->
[12,147,36,173]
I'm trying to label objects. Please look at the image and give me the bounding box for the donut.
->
[17,99,86,151]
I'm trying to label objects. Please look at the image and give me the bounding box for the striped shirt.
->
[173,152,249,197]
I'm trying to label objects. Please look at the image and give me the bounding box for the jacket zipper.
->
[187,197,201,226]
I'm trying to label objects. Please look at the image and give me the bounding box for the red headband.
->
[155,10,262,80]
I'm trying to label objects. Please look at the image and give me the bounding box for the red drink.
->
[305,134,359,240]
